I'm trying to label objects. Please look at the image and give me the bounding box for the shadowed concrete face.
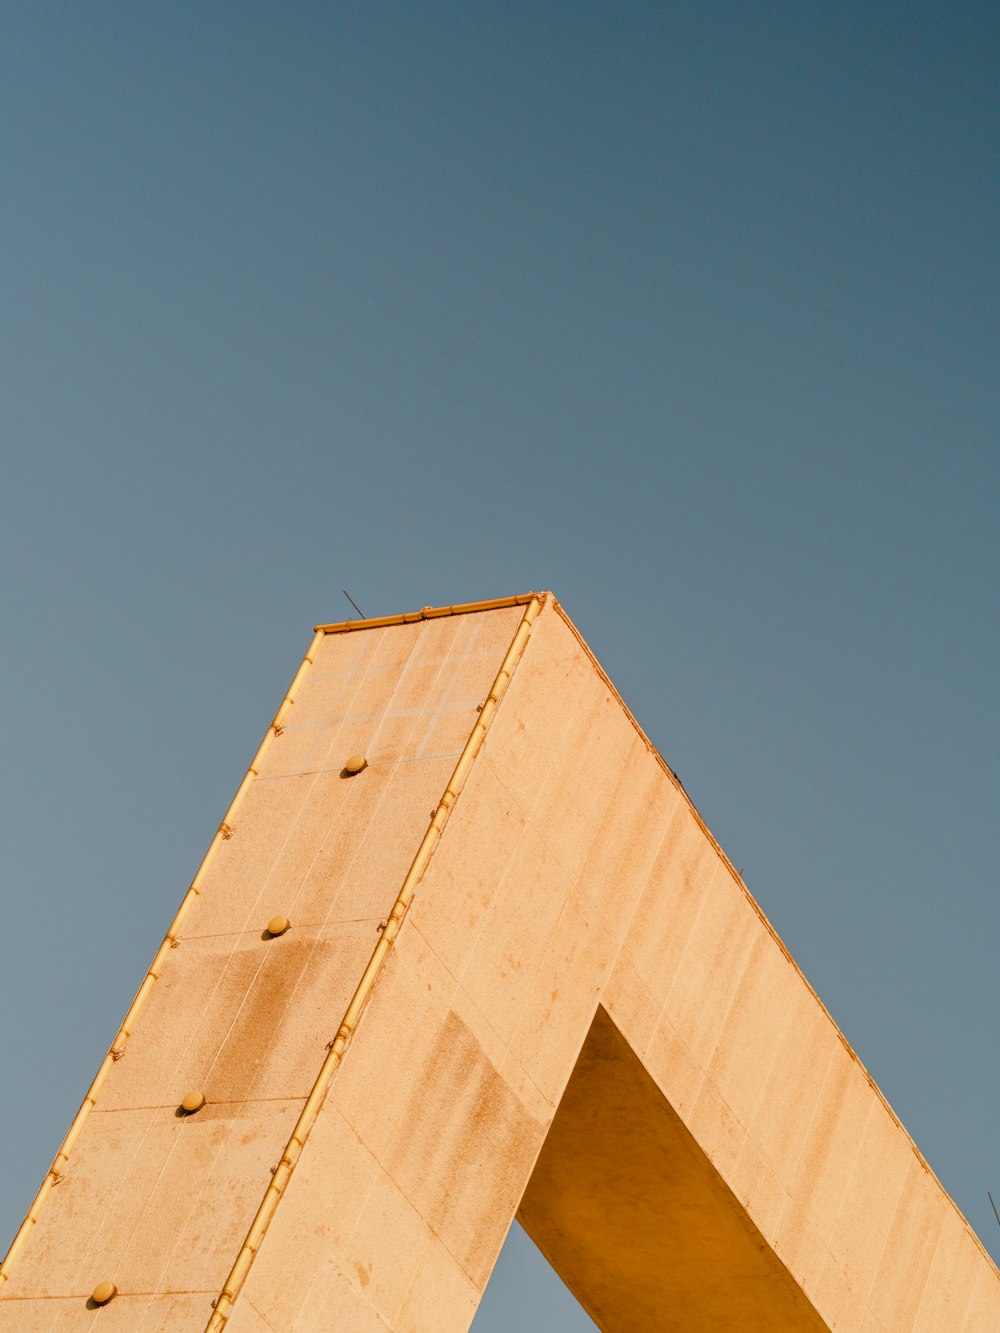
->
[2,595,997,1332]
[519,1008,829,1332]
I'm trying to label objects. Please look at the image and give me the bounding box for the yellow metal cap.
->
[91,1280,117,1305]
[180,1090,206,1114]
[267,914,290,937]
[343,753,368,774]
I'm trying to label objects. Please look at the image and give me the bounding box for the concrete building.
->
[1,593,997,1330]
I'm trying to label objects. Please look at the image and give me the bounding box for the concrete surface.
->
[2,595,995,1331]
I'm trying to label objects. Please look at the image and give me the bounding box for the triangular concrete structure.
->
[2,594,997,1331]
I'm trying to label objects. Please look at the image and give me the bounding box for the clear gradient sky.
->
[1,4,997,1327]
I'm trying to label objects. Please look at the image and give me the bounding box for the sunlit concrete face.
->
[2,595,998,1332]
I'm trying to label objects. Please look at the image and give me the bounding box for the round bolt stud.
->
[266,914,291,937]
[91,1280,117,1306]
[343,753,368,775]
[180,1090,206,1114]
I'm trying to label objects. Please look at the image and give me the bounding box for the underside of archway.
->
[519,1007,828,1331]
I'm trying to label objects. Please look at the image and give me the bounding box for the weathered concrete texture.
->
[3,595,997,1332]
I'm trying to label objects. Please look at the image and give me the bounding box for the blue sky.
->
[1,4,997,1326]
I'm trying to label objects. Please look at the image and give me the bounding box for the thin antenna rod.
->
[342,589,366,619]
[989,1192,1000,1228]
